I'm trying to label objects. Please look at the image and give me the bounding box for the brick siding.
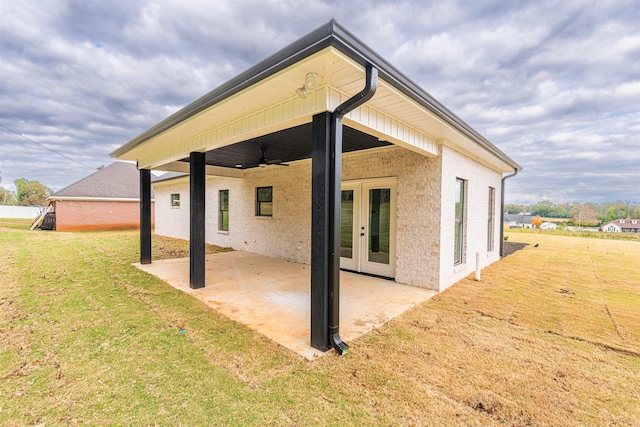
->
[154,144,502,291]
[54,200,154,232]
[439,145,502,290]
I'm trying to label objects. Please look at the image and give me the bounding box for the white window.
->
[454,178,466,265]
[487,187,495,252]
[219,190,229,231]
[171,193,180,208]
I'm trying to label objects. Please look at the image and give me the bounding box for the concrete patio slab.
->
[135,251,436,360]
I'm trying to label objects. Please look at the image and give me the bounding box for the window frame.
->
[219,189,229,231]
[454,178,466,265]
[487,187,495,252]
[255,186,273,217]
[170,193,180,208]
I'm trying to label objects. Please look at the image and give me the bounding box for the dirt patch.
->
[502,241,529,256]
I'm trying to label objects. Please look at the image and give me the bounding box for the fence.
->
[0,205,43,219]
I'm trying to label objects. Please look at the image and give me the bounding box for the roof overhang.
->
[111,20,520,174]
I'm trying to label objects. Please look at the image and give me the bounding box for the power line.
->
[1,124,98,171]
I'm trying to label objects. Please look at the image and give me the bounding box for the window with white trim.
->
[219,190,229,231]
[171,193,180,208]
[454,178,466,265]
[487,187,495,252]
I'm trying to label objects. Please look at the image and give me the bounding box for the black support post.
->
[311,112,332,351]
[327,113,348,354]
[190,152,206,289]
[139,168,152,265]
[310,64,378,354]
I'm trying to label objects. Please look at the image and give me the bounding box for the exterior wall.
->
[601,224,621,232]
[54,200,154,232]
[342,147,442,290]
[155,144,504,292]
[154,146,443,290]
[155,165,311,262]
[439,145,502,291]
[154,180,192,240]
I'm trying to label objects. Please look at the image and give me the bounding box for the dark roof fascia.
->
[327,21,520,170]
[111,20,520,171]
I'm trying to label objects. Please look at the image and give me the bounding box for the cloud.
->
[0,0,638,205]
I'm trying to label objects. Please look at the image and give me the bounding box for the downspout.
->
[500,168,518,257]
[329,63,378,354]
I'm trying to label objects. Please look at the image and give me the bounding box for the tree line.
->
[506,200,640,226]
[0,175,52,207]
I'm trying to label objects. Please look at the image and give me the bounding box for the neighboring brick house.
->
[47,162,154,231]
[601,218,640,233]
[112,20,521,353]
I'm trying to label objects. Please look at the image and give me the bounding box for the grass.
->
[507,226,640,241]
[1,218,639,426]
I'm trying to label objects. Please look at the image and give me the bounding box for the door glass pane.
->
[340,190,354,258]
[368,188,390,265]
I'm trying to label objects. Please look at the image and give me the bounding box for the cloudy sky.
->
[1,0,638,204]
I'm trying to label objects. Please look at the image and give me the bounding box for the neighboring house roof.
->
[48,162,154,200]
[601,218,640,230]
[504,214,533,225]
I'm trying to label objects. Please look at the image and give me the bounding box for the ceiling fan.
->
[235,147,289,169]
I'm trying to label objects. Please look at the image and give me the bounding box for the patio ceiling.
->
[178,123,391,169]
[112,20,520,174]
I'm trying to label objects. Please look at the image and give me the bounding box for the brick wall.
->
[342,147,442,290]
[439,145,502,290]
[153,145,503,292]
[54,200,154,232]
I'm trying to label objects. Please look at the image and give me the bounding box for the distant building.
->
[600,218,640,233]
[540,222,558,230]
[46,162,154,231]
[504,213,534,229]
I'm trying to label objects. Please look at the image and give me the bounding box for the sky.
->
[1,0,638,205]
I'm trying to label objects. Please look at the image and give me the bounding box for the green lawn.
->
[1,219,639,426]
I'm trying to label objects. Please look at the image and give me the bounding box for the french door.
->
[340,178,396,278]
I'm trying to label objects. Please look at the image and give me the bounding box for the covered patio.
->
[136,251,436,359]
[111,20,520,356]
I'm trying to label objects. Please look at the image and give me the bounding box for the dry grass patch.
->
[1,222,638,426]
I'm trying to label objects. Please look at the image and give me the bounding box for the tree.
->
[553,204,568,218]
[505,204,527,214]
[532,216,543,228]
[0,188,17,205]
[530,200,556,217]
[571,204,599,227]
[14,178,51,206]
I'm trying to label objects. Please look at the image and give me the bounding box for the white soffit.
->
[125,46,506,171]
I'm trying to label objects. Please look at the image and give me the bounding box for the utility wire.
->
[1,124,98,171]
